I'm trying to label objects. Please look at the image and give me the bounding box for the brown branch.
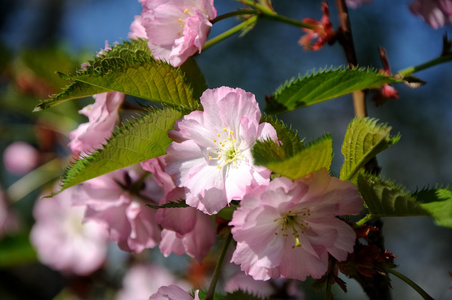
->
[335,1,390,299]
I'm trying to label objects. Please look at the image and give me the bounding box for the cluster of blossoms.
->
[28,0,450,297]
[32,85,364,288]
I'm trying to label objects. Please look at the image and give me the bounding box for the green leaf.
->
[33,81,110,111]
[197,290,225,300]
[358,175,452,227]
[222,290,264,300]
[179,57,208,100]
[266,67,401,115]
[412,187,452,227]
[340,117,400,183]
[253,134,333,180]
[358,174,429,217]
[260,115,304,157]
[34,39,200,111]
[59,107,184,192]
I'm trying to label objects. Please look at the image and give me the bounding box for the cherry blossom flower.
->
[69,91,124,156]
[129,15,147,40]
[165,87,277,214]
[3,141,39,175]
[409,0,452,29]
[141,157,216,261]
[30,187,109,275]
[74,165,162,253]
[140,0,217,66]
[116,264,190,300]
[149,285,200,300]
[230,168,363,281]
[159,209,215,262]
[299,2,335,51]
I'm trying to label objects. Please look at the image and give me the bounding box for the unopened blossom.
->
[230,168,363,281]
[142,157,216,261]
[299,2,335,51]
[69,91,124,156]
[116,264,190,300]
[409,0,452,29]
[149,285,200,300]
[3,141,39,175]
[165,87,277,214]
[140,0,217,66]
[75,165,162,253]
[30,187,109,275]
[372,47,399,106]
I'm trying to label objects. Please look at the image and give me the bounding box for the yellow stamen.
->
[184,8,189,13]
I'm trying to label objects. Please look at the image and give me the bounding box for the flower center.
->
[177,8,191,36]
[207,128,245,170]
[274,209,312,249]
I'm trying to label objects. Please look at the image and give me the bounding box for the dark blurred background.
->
[0,0,451,299]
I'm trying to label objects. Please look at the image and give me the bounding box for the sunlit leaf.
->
[253,134,333,180]
[59,108,184,192]
[34,39,201,111]
[340,117,400,183]
[266,67,401,115]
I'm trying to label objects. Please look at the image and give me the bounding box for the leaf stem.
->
[335,0,367,118]
[385,267,435,300]
[397,53,452,76]
[203,15,259,51]
[6,158,61,202]
[354,214,374,227]
[211,9,256,24]
[239,0,315,29]
[205,232,233,300]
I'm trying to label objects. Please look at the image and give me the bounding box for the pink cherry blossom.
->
[116,264,190,300]
[230,168,363,281]
[30,187,109,275]
[141,156,216,261]
[129,15,147,40]
[409,0,452,28]
[165,87,277,214]
[74,165,162,253]
[69,91,124,156]
[149,285,200,300]
[3,141,39,175]
[159,208,215,262]
[140,0,217,66]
